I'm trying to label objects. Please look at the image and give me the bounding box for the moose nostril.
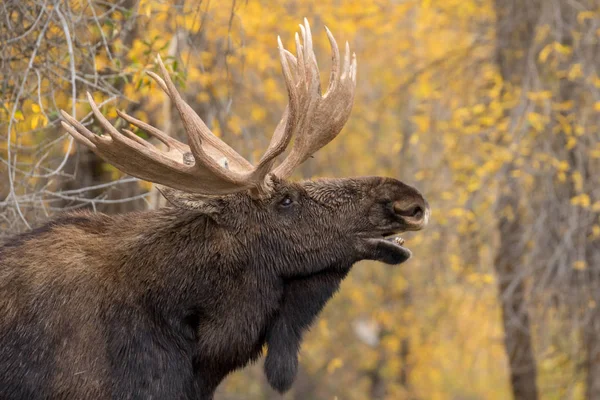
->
[409,205,424,219]
[393,203,424,220]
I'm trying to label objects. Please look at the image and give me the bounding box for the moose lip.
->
[383,235,411,258]
[364,232,412,262]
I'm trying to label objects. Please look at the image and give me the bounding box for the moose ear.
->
[156,185,221,214]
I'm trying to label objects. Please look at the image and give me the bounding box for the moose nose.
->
[393,201,430,230]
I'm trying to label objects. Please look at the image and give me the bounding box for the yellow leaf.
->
[197,92,210,103]
[414,170,426,181]
[552,101,573,111]
[571,194,591,208]
[568,63,583,80]
[441,191,453,200]
[502,205,515,221]
[467,180,480,192]
[554,42,572,56]
[14,110,24,121]
[139,180,153,191]
[535,25,550,43]
[326,358,343,374]
[95,55,111,71]
[527,90,552,101]
[412,115,430,132]
[527,112,545,132]
[63,138,76,155]
[539,44,552,63]
[228,115,242,135]
[250,107,266,122]
[557,160,570,171]
[573,260,587,271]
[106,108,118,119]
[566,137,577,150]
[594,102,600,112]
[31,103,41,113]
[581,195,591,207]
[578,11,596,24]
[382,336,400,352]
[31,114,40,129]
[473,104,485,114]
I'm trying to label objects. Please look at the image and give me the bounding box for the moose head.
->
[0,19,429,399]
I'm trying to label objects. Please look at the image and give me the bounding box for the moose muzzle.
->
[393,199,430,231]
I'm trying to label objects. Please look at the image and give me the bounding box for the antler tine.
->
[116,110,187,153]
[60,119,97,150]
[342,41,357,83]
[249,36,300,177]
[146,70,169,93]
[152,56,255,177]
[61,99,183,174]
[272,20,358,179]
[294,32,305,84]
[324,26,340,95]
[85,92,189,163]
[120,128,153,148]
[60,91,260,195]
[299,19,321,95]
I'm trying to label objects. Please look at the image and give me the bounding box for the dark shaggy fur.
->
[0,176,428,399]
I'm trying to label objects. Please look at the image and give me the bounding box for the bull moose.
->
[0,19,429,399]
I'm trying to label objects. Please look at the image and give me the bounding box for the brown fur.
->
[0,176,429,399]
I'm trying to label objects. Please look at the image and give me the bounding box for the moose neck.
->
[63,205,357,395]
[111,208,284,379]
[114,206,279,312]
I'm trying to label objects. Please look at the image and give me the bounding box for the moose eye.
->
[279,196,294,207]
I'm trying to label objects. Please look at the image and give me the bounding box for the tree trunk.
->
[368,355,386,400]
[494,179,539,400]
[584,307,600,399]
[493,1,540,398]
[398,286,413,397]
[546,3,600,396]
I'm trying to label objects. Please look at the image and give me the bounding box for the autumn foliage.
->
[2,0,600,399]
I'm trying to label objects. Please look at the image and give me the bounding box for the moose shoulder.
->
[0,20,429,400]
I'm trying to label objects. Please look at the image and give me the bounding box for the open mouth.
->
[381,232,411,257]
[384,234,405,247]
[364,232,412,265]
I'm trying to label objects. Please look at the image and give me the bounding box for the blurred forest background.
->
[1,0,600,399]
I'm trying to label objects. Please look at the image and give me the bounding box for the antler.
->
[272,19,357,178]
[60,19,356,195]
[60,56,266,195]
